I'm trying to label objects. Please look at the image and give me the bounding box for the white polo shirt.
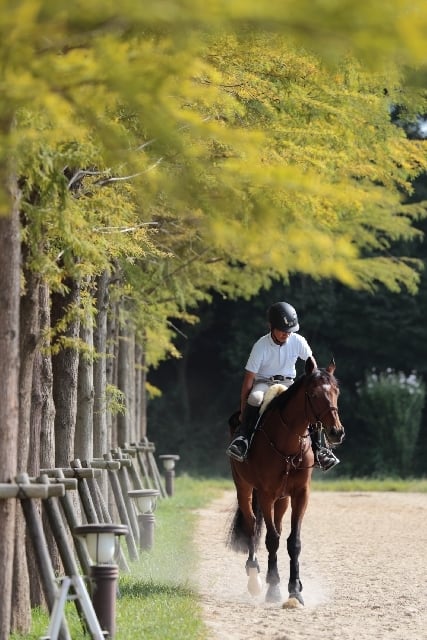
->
[245,332,312,380]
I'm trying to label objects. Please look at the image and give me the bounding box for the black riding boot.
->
[226,405,260,462]
[310,428,340,471]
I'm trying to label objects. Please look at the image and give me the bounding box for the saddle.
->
[228,382,288,435]
[259,383,287,415]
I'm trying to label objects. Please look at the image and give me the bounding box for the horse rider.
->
[226,301,340,471]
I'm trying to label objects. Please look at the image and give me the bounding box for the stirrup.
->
[315,447,340,472]
[226,436,248,462]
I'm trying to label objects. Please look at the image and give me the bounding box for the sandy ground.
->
[194,490,427,640]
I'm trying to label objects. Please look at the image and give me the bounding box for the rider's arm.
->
[240,370,256,417]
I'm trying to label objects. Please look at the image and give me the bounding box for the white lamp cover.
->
[136,495,155,513]
[163,458,176,471]
[86,531,116,564]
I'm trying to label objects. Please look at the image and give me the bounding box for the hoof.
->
[265,584,282,603]
[283,594,304,609]
[247,567,263,596]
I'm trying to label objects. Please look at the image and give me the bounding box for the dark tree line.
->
[148,184,427,478]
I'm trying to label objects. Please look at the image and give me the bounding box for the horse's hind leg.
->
[233,484,263,596]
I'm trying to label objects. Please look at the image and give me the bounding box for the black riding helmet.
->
[268,301,299,332]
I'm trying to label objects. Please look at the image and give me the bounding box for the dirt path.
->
[194,490,427,640]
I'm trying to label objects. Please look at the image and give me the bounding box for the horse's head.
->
[304,357,345,446]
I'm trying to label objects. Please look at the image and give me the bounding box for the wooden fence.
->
[1,439,178,640]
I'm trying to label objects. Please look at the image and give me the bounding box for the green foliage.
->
[105,384,127,416]
[3,0,427,380]
[357,369,426,476]
[200,36,427,291]
[5,4,427,637]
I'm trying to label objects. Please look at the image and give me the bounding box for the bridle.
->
[304,379,339,431]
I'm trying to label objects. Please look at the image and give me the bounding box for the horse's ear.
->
[305,356,316,375]
[326,357,336,375]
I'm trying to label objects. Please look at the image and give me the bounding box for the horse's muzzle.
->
[327,426,345,446]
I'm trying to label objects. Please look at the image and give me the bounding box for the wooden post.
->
[133,443,153,489]
[70,459,100,524]
[38,474,88,629]
[80,460,110,522]
[15,473,71,640]
[103,452,139,561]
[121,445,145,490]
[41,469,92,577]
[111,449,139,540]
[142,439,167,498]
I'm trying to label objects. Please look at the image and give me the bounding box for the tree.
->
[0,205,20,637]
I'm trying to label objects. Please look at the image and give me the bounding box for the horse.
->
[227,356,344,607]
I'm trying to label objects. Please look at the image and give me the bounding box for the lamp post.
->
[128,489,160,550]
[158,455,180,496]
[74,523,128,638]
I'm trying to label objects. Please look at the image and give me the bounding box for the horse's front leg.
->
[284,492,308,607]
[264,497,289,603]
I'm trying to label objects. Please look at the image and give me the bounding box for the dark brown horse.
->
[227,357,344,607]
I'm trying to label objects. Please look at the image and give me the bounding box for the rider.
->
[226,301,339,471]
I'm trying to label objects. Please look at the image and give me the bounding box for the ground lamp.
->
[128,489,160,550]
[74,523,128,638]
[158,454,180,496]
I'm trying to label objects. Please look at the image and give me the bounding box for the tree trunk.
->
[39,281,56,470]
[93,271,109,457]
[13,264,40,626]
[20,268,41,472]
[93,271,109,496]
[106,296,119,517]
[107,298,119,448]
[51,279,81,468]
[0,199,20,639]
[117,322,135,446]
[75,309,94,462]
[28,352,48,609]
[136,343,148,441]
[38,281,62,584]
[135,343,142,442]
[129,329,136,444]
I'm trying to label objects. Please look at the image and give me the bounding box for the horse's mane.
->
[262,367,338,417]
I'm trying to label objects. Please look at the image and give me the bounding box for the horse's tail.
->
[226,489,263,553]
